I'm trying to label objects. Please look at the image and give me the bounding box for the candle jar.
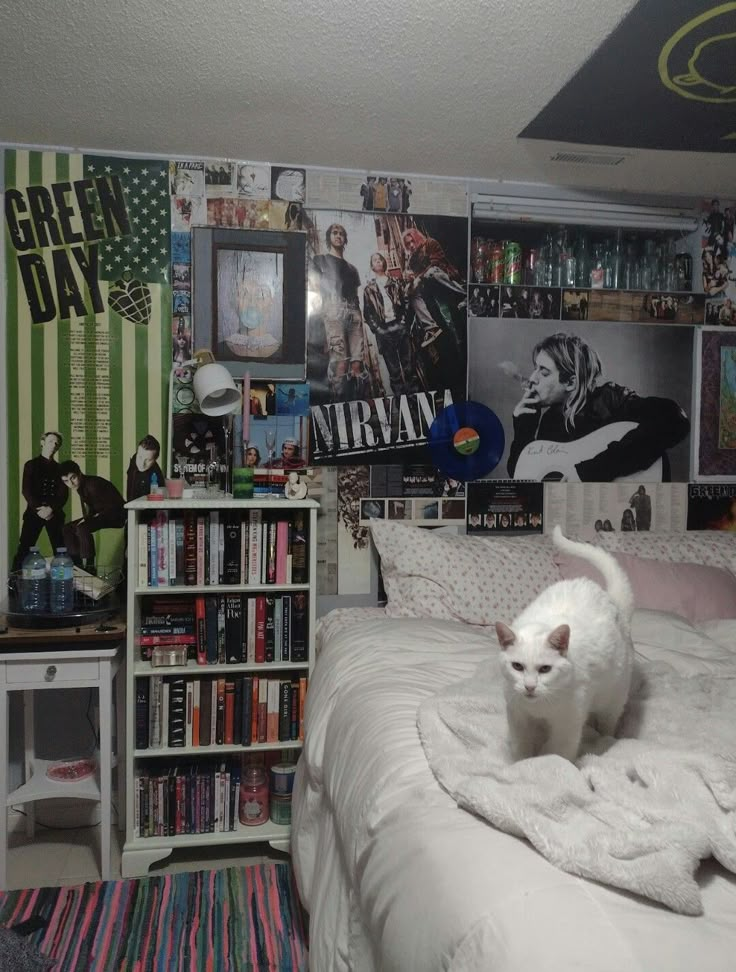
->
[239,765,269,826]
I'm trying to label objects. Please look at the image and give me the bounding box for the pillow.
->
[555,549,736,623]
[590,530,736,574]
[370,520,560,626]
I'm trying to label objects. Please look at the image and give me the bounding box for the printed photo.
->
[276,383,310,416]
[172,263,191,290]
[236,163,271,199]
[687,484,736,531]
[441,499,466,520]
[169,160,205,197]
[172,195,206,232]
[466,481,543,534]
[205,161,236,194]
[245,414,310,471]
[468,285,500,318]
[414,498,439,520]
[171,231,191,264]
[361,498,385,521]
[501,285,560,320]
[358,176,412,213]
[271,167,306,203]
[469,319,693,482]
[582,289,706,324]
[562,289,590,320]
[387,498,411,520]
[705,297,736,326]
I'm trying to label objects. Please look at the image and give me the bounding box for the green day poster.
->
[4,150,171,569]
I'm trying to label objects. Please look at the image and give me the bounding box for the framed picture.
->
[192,227,307,380]
[694,327,736,481]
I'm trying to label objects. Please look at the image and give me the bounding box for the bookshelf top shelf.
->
[125,497,319,511]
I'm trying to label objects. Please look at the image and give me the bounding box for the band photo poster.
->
[468,317,694,483]
[303,209,468,465]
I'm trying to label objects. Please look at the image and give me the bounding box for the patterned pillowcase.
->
[370,521,561,627]
[589,531,736,574]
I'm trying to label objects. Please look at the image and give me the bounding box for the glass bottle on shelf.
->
[471,237,489,283]
[609,228,623,290]
[623,238,638,290]
[550,227,563,287]
[539,232,554,287]
[675,249,693,292]
[574,232,590,288]
[640,239,656,291]
[205,443,221,493]
[664,238,677,291]
[590,244,605,289]
[558,227,576,287]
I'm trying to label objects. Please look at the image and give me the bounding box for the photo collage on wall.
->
[4,143,734,605]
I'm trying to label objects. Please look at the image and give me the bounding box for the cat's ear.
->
[548,624,570,654]
[495,622,516,649]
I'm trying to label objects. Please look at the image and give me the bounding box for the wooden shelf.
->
[134,740,302,758]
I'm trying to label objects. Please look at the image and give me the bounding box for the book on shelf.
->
[136,507,309,589]
[134,756,256,839]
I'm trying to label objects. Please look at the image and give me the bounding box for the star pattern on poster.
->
[83,156,170,284]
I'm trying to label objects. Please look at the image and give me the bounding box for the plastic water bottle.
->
[49,547,75,614]
[20,547,48,613]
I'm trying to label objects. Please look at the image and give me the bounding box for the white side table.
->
[0,617,125,889]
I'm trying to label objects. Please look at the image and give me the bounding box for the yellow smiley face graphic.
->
[659,3,736,103]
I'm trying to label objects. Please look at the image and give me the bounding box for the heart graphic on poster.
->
[108,275,152,325]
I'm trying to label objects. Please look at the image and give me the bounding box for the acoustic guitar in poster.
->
[513,421,663,483]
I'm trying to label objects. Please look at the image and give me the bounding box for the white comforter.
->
[292,608,736,972]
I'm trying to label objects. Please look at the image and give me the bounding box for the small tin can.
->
[504,241,522,284]
[270,762,297,796]
[488,242,505,284]
[269,795,292,826]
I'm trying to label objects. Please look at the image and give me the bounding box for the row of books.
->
[138,592,308,664]
[133,757,243,838]
[135,674,307,750]
[137,509,308,588]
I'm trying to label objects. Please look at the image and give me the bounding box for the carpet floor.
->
[0,862,308,971]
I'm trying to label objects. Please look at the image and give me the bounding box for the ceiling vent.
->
[549,151,627,166]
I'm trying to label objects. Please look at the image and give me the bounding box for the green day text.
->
[4,176,131,324]
[310,389,454,460]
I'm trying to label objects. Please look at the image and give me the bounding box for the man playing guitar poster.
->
[508,332,690,482]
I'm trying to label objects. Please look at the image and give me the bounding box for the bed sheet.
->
[292,609,736,972]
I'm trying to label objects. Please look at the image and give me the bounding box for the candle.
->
[242,370,251,445]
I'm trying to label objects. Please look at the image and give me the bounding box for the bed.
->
[292,524,736,971]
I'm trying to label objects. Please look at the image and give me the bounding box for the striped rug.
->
[0,863,308,971]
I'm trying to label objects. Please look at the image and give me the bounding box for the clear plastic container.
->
[49,547,74,614]
[20,547,48,613]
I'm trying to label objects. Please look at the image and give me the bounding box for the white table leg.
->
[115,656,125,834]
[0,671,8,890]
[23,690,35,839]
[98,659,112,881]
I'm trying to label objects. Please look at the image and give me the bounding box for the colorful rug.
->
[0,862,308,971]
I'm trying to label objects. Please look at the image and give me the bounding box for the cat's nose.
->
[524,685,536,696]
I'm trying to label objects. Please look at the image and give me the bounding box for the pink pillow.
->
[554,550,736,624]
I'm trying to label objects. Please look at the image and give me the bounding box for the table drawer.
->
[5,659,99,684]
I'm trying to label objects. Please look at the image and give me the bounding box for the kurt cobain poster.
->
[304,210,468,464]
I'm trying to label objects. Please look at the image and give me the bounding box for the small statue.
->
[284,471,308,500]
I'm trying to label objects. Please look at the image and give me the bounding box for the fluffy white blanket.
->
[418,661,736,915]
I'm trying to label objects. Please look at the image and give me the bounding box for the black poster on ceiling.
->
[520,0,736,154]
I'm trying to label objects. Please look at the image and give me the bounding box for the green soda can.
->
[504,241,522,284]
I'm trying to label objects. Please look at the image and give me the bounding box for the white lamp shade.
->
[193,362,242,416]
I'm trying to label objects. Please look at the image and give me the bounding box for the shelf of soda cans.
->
[470,227,695,294]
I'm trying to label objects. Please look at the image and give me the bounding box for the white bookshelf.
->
[121,496,318,879]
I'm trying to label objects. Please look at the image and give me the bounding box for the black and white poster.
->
[468,318,694,483]
[304,210,468,464]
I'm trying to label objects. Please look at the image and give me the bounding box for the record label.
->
[429,401,504,481]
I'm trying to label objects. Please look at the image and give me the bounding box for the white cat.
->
[495,525,634,763]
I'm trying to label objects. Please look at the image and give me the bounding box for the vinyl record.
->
[428,401,505,481]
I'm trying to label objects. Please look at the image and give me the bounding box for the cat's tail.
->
[552,525,634,625]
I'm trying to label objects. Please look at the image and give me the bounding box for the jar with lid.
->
[239,764,269,826]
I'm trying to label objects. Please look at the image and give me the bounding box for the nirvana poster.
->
[303,210,468,464]
[4,149,171,568]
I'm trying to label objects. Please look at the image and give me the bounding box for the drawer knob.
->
[44,665,57,682]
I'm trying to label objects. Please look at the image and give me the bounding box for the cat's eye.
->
[511,662,524,672]
[538,665,552,674]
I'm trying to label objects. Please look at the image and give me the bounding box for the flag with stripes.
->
[4,149,172,566]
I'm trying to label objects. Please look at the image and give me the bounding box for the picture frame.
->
[693,326,736,481]
[192,227,307,380]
